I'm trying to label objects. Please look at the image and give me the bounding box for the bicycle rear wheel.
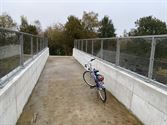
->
[98,88,106,103]
[83,71,96,87]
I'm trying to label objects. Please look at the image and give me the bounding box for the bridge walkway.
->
[17,56,142,125]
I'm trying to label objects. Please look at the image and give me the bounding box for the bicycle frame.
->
[91,70,105,89]
[83,58,107,102]
[85,60,105,89]
[84,60,93,71]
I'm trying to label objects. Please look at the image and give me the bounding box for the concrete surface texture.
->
[0,48,49,125]
[73,48,167,125]
[17,56,142,125]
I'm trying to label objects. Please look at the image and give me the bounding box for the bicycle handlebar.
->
[84,58,95,69]
[90,58,96,62]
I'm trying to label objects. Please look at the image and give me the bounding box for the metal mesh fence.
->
[0,28,48,86]
[23,34,31,62]
[153,37,167,84]
[103,39,117,64]
[87,40,92,54]
[75,35,167,86]
[119,37,151,77]
[0,30,20,79]
[93,40,101,57]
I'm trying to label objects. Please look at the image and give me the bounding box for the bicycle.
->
[83,58,107,103]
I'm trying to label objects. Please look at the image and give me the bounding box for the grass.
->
[0,55,20,78]
[0,54,31,78]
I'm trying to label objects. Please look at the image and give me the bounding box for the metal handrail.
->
[0,27,48,88]
[74,35,167,87]
[0,27,44,38]
[75,34,167,41]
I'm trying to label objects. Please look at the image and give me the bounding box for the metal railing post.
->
[46,39,48,47]
[77,40,79,49]
[41,38,43,50]
[75,40,76,49]
[74,40,76,48]
[38,38,40,52]
[82,40,83,51]
[86,40,88,52]
[116,38,120,65]
[19,33,24,67]
[42,38,44,50]
[43,38,45,49]
[31,36,33,57]
[76,40,78,49]
[78,40,80,50]
[78,40,80,49]
[101,40,103,59]
[75,40,77,49]
[44,38,46,48]
[36,37,39,53]
[92,40,94,55]
[39,38,41,51]
[80,40,82,50]
[148,37,156,79]
[40,38,42,51]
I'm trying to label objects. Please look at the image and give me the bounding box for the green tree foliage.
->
[80,11,99,38]
[45,13,99,55]
[19,16,38,35]
[45,24,66,55]
[19,16,42,54]
[65,16,84,39]
[82,11,99,32]
[98,16,116,38]
[127,16,167,61]
[34,20,42,34]
[64,16,85,55]
[0,13,17,28]
[0,13,17,46]
[155,38,167,58]
[129,16,167,36]
[45,16,85,55]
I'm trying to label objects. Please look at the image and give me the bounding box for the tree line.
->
[0,12,167,55]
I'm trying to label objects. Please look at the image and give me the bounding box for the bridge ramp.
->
[17,56,142,125]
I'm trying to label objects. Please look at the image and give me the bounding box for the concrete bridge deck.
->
[16,56,142,125]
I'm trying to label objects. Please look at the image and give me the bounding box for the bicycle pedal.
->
[90,86,95,89]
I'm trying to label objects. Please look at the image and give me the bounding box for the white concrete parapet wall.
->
[0,48,49,125]
[73,48,167,125]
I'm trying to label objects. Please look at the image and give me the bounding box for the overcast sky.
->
[0,0,167,35]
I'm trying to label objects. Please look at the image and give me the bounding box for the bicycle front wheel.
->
[83,71,96,87]
[98,88,106,103]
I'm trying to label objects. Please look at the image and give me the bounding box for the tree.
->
[82,11,99,32]
[45,11,100,55]
[45,14,99,56]
[0,13,17,46]
[64,16,85,54]
[129,16,167,36]
[34,20,42,34]
[0,13,17,28]
[98,16,116,38]
[19,16,38,35]
[45,24,66,55]
[65,16,84,39]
